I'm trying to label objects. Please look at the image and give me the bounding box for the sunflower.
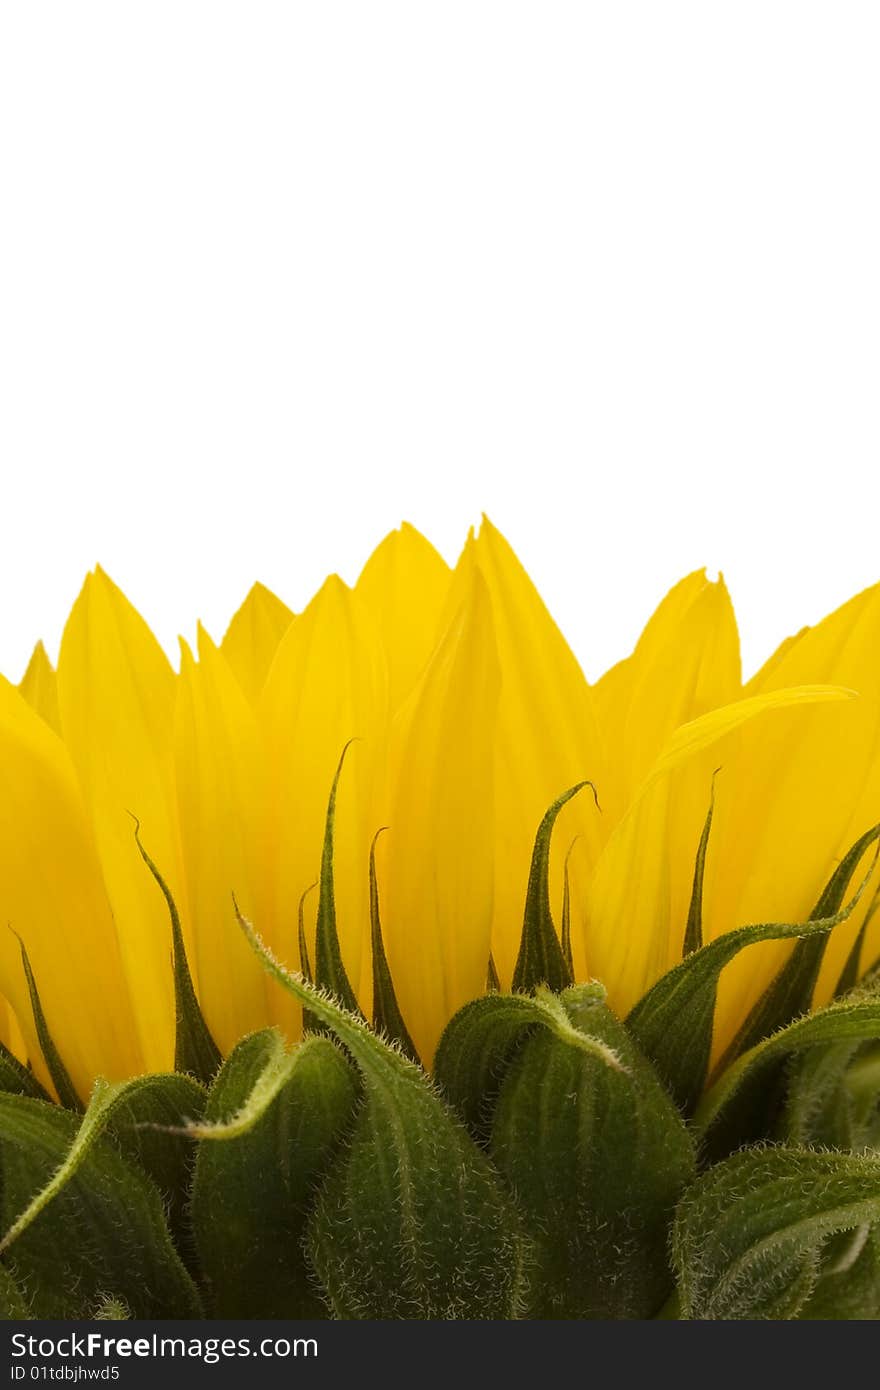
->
[0,521,878,1321]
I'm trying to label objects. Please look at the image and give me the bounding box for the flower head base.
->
[0,521,879,1321]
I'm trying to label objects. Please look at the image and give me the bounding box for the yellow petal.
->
[0,996,27,1066]
[174,629,272,1053]
[473,517,610,984]
[745,626,810,693]
[709,583,880,1029]
[585,684,855,1022]
[260,575,388,1032]
[221,581,294,705]
[56,568,183,1072]
[355,523,451,714]
[591,655,629,744]
[593,570,741,803]
[18,641,61,735]
[0,677,143,1093]
[380,566,499,1063]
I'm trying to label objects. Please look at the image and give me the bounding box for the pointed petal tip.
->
[177,634,195,667]
[315,571,351,604]
[19,639,54,684]
[361,520,444,565]
[245,579,289,609]
[195,620,218,653]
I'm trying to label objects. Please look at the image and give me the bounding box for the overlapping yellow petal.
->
[593,569,741,803]
[56,567,184,1072]
[0,676,142,1093]
[260,575,388,1031]
[0,997,27,1066]
[472,517,609,985]
[18,641,61,735]
[221,581,294,705]
[379,564,499,1062]
[705,583,880,1037]
[174,628,271,1053]
[355,522,451,714]
[585,684,856,1019]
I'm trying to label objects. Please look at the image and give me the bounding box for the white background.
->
[1,4,878,682]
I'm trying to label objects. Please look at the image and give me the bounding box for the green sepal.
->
[799,1225,880,1320]
[841,1043,880,1147]
[0,1092,202,1318]
[489,984,695,1318]
[297,883,316,984]
[486,954,501,994]
[0,1261,27,1319]
[511,782,597,995]
[715,822,880,1068]
[100,1072,206,1263]
[133,822,222,1085]
[834,901,876,997]
[190,1028,358,1318]
[297,882,318,1034]
[313,742,361,1016]
[783,1040,867,1151]
[236,906,530,1318]
[672,1145,880,1320]
[92,1294,131,1320]
[369,829,418,1061]
[682,775,717,957]
[0,1041,49,1104]
[433,984,616,1144]
[626,848,872,1113]
[560,837,578,976]
[13,934,81,1111]
[784,1039,880,1155]
[696,985,880,1157]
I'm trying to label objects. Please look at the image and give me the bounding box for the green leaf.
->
[696,987,880,1156]
[190,1028,358,1317]
[13,934,81,1111]
[490,984,695,1318]
[368,829,418,1062]
[511,782,597,995]
[682,775,717,957]
[236,905,530,1318]
[716,822,880,1068]
[672,1146,880,1320]
[313,741,361,1015]
[0,1041,49,1103]
[0,1092,201,1318]
[433,984,619,1144]
[627,837,875,1113]
[133,821,222,1085]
